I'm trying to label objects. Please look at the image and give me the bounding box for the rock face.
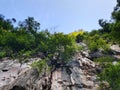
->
[0,58,39,88]
[0,53,100,90]
[50,57,99,90]
[110,44,120,59]
[0,59,30,87]
[110,44,120,53]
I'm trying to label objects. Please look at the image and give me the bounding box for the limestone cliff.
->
[0,53,100,90]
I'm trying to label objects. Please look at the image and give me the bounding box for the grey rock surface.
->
[0,54,100,90]
[110,44,120,53]
[0,58,40,88]
[110,44,120,59]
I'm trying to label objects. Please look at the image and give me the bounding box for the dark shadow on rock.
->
[10,85,26,90]
[2,69,8,72]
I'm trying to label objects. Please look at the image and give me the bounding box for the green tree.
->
[110,0,120,44]
[112,0,120,22]
[76,34,84,43]
[32,32,80,73]
[19,17,40,35]
[47,33,79,68]
[98,19,111,33]
[87,34,110,52]
[0,14,15,31]
[99,63,120,90]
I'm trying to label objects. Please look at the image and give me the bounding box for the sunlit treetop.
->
[68,29,84,37]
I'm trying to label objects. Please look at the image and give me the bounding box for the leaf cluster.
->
[98,63,120,90]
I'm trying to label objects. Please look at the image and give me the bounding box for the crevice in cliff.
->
[66,66,73,90]
[66,66,72,75]
[41,66,56,90]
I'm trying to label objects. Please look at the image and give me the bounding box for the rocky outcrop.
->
[0,53,100,90]
[110,44,120,59]
[50,57,99,90]
[0,58,40,88]
[110,44,120,53]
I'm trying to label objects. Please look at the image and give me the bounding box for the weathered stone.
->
[90,51,103,59]
[0,55,100,90]
[110,44,120,53]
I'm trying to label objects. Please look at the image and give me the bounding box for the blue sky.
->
[0,0,117,33]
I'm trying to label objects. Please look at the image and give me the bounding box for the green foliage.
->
[0,14,14,31]
[98,63,120,90]
[68,30,88,43]
[35,30,50,52]
[94,56,114,62]
[0,16,79,67]
[76,34,84,42]
[23,50,33,58]
[15,50,29,65]
[0,30,35,53]
[87,34,110,52]
[98,19,111,33]
[19,17,40,35]
[31,32,80,73]
[47,32,80,66]
[111,22,120,44]
[0,51,6,58]
[112,2,120,22]
[89,30,100,36]
[31,59,50,73]
[97,2,120,44]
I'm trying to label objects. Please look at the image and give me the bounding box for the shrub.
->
[87,34,110,52]
[94,56,114,62]
[31,32,81,73]
[0,51,6,58]
[31,59,50,73]
[76,34,84,42]
[98,63,120,90]
[47,33,80,66]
